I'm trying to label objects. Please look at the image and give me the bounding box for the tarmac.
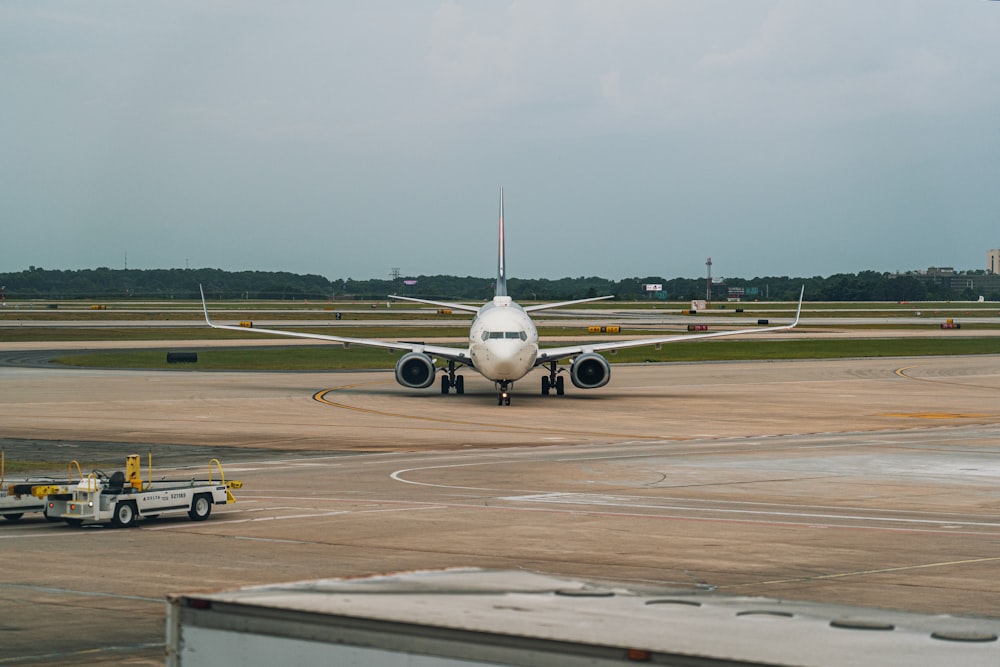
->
[1,349,999,664]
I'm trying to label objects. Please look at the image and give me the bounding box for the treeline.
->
[2,267,334,301]
[0,266,971,302]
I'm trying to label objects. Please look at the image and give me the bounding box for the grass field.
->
[53,337,1000,371]
[3,297,998,319]
[3,297,998,370]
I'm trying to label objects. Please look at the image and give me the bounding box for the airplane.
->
[201,190,803,405]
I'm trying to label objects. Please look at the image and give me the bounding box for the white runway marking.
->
[504,492,1000,532]
[143,504,448,529]
[390,462,508,490]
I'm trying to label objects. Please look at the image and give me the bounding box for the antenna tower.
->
[705,257,712,302]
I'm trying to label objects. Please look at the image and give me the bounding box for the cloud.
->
[2,2,999,279]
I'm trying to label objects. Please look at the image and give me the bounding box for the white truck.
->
[44,454,242,528]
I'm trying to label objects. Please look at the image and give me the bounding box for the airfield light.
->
[626,648,652,661]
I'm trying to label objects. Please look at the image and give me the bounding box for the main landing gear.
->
[440,360,465,395]
[540,362,565,396]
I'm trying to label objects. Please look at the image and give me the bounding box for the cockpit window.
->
[483,331,527,341]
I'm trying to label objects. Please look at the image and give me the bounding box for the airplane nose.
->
[484,342,535,377]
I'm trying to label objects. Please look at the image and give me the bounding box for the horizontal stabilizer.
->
[388,294,481,313]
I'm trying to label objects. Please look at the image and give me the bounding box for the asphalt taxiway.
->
[1,352,999,664]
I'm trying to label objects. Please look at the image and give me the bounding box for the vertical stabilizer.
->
[495,188,508,297]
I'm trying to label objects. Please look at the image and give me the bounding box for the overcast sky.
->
[3,2,999,282]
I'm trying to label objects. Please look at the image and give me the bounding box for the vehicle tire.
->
[111,501,138,528]
[3,513,24,522]
[65,518,84,528]
[188,494,212,521]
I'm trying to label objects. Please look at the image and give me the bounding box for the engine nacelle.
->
[570,352,611,389]
[394,352,437,389]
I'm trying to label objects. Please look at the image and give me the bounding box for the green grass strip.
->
[53,337,999,371]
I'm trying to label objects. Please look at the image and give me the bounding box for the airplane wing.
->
[200,287,473,364]
[535,287,804,364]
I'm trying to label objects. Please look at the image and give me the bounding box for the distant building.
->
[989,249,1000,275]
[896,266,1000,300]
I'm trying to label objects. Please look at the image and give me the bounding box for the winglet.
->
[199,285,215,327]
[495,188,507,297]
[791,285,804,327]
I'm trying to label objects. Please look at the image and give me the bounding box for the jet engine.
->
[394,352,437,388]
[570,352,611,389]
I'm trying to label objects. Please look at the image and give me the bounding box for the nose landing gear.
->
[496,381,512,405]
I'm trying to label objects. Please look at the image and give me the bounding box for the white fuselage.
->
[468,296,539,383]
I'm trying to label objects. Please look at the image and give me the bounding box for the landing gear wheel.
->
[496,381,512,406]
[543,362,563,397]
[188,494,212,521]
[443,361,465,396]
[111,501,138,528]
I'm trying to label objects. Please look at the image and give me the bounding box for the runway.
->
[1,353,999,664]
